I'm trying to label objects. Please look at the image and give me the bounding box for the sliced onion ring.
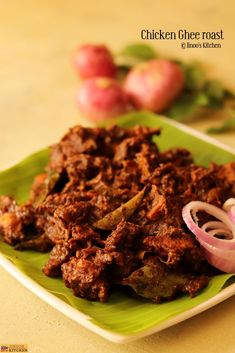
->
[201,221,230,232]
[207,228,232,238]
[182,201,235,250]
[182,200,235,273]
[223,198,235,212]
[199,238,235,260]
[228,205,235,224]
[203,247,235,273]
[197,237,235,272]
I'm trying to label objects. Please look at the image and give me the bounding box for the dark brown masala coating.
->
[0,125,235,302]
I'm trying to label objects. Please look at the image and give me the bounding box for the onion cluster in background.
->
[73,44,185,123]
[72,42,234,132]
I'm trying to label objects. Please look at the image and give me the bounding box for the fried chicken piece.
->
[43,240,79,277]
[0,203,36,245]
[62,248,109,302]
[143,226,206,272]
[1,124,234,304]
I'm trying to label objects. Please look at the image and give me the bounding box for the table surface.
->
[1,1,235,352]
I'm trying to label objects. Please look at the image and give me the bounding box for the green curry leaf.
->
[124,263,188,301]
[120,43,157,62]
[93,186,148,230]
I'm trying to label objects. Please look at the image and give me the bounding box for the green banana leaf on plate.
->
[0,112,235,343]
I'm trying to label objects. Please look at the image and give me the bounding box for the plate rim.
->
[1,116,235,343]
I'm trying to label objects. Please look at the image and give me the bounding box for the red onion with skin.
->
[124,59,184,113]
[74,44,117,80]
[77,77,131,122]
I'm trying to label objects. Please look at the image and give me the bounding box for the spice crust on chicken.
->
[1,125,235,302]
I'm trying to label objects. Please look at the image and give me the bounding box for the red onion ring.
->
[182,201,235,250]
[207,228,232,239]
[197,236,235,272]
[201,221,229,232]
[203,247,235,273]
[223,198,235,212]
[182,200,235,273]
[228,205,235,224]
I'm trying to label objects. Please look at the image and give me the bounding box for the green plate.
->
[0,112,235,343]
